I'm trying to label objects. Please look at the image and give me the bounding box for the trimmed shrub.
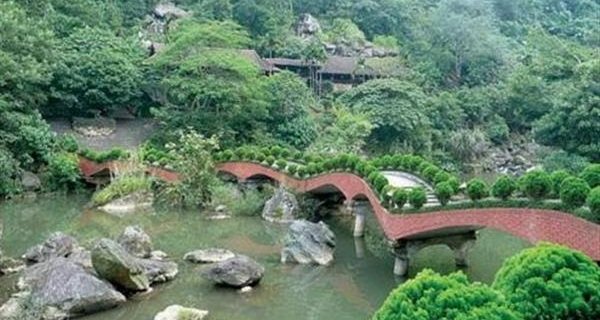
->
[520,170,552,200]
[374,175,389,193]
[392,154,405,169]
[303,153,314,163]
[559,177,590,208]
[222,150,234,161]
[292,150,303,160]
[346,155,359,171]
[287,164,298,175]
[323,159,335,171]
[433,171,451,184]
[392,188,408,209]
[491,175,516,200]
[466,178,488,201]
[417,161,431,174]
[407,155,424,171]
[234,147,246,158]
[275,159,287,170]
[587,187,600,219]
[57,134,79,153]
[306,162,318,175]
[255,152,266,162]
[446,176,461,194]
[280,148,290,158]
[422,165,441,182]
[270,145,283,157]
[381,155,394,169]
[435,182,454,206]
[408,187,427,209]
[296,166,307,178]
[580,164,600,188]
[260,147,271,157]
[265,156,276,166]
[381,185,394,205]
[550,170,571,197]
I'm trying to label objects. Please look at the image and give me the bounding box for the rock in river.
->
[118,225,153,258]
[201,255,264,288]
[23,232,79,263]
[262,187,299,222]
[154,305,209,320]
[91,238,150,291]
[1,257,125,319]
[281,220,336,266]
[184,248,236,264]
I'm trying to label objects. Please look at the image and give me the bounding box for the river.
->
[0,194,529,319]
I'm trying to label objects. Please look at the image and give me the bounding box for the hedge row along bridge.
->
[79,158,600,276]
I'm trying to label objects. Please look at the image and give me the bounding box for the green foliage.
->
[79,148,130,163]
[339,79,431,152]
[43,152,81,191]
[310,106,373,155]
[493,243,600,320]
[392,189,408,210]
[549,170,572,197]
[542,150,590,174]
[587,187,600,219]
[265,156,275,166]
[519,170,552,200]
[435,182,453,206]
[486,115,510,144]
[408,188,427,209]
[49,27,145,116]
[275,159,287,170]
[92,175,151,206]
[158,130,219,207]
[374,269,518,320]
[210,182,271,216]
[447,128,489,162]
[467,179,488,201]
[580,164,600,188]
[491,175,516,200]
[446,176,461,195]
[0,149,22,197]
[373,175,389,194]
[559,177,591,208]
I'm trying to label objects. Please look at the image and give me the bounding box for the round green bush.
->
[491,175,516,200]
[493,243,600,320]
[381,185,394,205]
[292,150,303,160]
[303,153,314,163]
[374,269,518,320]
[222,150,234,161]
[435,182,454,206]
[346,155,359,171]
[275,159,287,170]
[422,165,441,182]
[519,170,552,200]
[260,147,271,157]
[446,176,461,194]
[392,188,408,209]
[234,147,246,158]
[587,187,600,219]
[392,155,404,169]
[559,177,591,208]
[408,187,427,209]
[323,159,335,171]
[287,164,298,175]
[296,166,307,178]
[306,162,318,175]
[417,161,432,174]
[44,152,82,191]
[380,155,394,169]
[314,162,325,174]
[407,155,424,171]
[580,164,600,188]
[270,146,283,157]
[433,171,450,184]
[255,152,266,162]
[466,178,488,201]
[550,170,571,197]
[265,155,276,166]
[280,148,290,158]
[373,175,389,193]
[355,161,367,176]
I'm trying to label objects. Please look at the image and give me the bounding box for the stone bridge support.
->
[392,231,478,277]
[345,200,371,237]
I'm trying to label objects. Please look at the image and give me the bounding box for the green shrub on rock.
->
[519,170,552,200]
[44,153,81,191]
[435,181,454,206]
[467,178,488,201]
[408,187,427,209]
[374,269,519,320]
[491,175,516,200]
[493,243,600,320]
[559,177,590,208]
[580,164,600,188]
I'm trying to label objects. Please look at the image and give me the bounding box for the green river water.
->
[0,194,529,319]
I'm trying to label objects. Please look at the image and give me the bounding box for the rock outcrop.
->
[1,257,125,320]
[201,255,264,288]
[295,13,321,38]
[117,225,153,258]
[154,305,209,320]
[281,220,336,266]
[137,257,178,284]
[23,232,80,264]
[184,249,236,264]
[21,171,41,192]
[91,238,150,291]
[262,187,299,222]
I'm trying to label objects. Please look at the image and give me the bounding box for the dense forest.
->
[1,0,599,196]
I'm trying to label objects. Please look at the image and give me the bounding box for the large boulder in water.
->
[154,305,209,320]
[201,255,264,288]
[21,171,41,191]
[91,238,150,291]
[117,225,153,258]
[262,187,299,222]
[5,257,126,319]
[281,220,336,266]
[184,248,235,264]
[23,232,79,263]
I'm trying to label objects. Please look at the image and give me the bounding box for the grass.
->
[92,176,152,206]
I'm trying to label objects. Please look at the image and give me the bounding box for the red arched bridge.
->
[79,158,600,272]
[217,162,600,264]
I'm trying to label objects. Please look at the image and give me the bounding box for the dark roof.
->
[318,56,404,77]
[238,49,278,72]
[264,58,318,67]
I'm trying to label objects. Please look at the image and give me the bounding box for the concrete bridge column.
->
[348,200,370,238]
[393,247,409,277]
[354,237,366,258]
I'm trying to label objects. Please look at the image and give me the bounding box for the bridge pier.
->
[346,200,370,238]
[392,231,478,277]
